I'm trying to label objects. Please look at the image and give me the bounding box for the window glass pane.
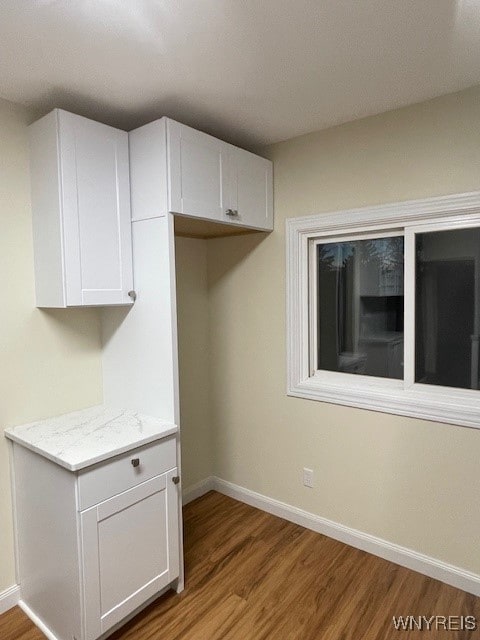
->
[415,227,480,390]
[317,237,404,378]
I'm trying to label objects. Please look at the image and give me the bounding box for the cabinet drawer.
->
[77,436,176,511]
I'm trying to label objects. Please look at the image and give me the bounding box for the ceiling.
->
[0,0,479,148]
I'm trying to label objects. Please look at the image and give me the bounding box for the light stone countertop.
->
[4,405,177,471]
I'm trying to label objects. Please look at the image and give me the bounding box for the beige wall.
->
[175,237,214,488]
[0,98,103,592]
[2,85,480,593]
[207,85,480,574]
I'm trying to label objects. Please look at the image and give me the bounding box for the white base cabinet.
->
[81,469,179,639]
[10,437,180,640]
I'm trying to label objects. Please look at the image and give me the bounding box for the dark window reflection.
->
[415,228,479,390]
[317,237,404,378]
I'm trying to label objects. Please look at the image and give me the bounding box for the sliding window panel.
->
[414,226,480,391]
[315,234,404,379]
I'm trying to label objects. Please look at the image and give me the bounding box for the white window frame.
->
[286,190,480,429]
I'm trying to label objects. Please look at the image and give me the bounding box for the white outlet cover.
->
[303,467,314,488]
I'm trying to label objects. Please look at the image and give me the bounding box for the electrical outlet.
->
[303,467,314,488]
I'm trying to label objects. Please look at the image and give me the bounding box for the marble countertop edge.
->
[4,405,178,472]
[5,425,178,472]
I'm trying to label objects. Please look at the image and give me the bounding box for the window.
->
[287,191,480,429]
[314,234,404,379]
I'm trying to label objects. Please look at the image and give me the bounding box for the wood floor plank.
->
[0,606,45,640]
[1,490,479,639]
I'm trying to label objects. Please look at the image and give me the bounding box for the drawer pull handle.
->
[131,458,140,468]
[172,475,180,484]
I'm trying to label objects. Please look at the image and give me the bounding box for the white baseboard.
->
[182,476,215,505]
[188,475,480,598]
[0,584,20,614]
[18,601,59,640]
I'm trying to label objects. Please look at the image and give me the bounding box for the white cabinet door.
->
[59,111,133,306]
[30,109,133,307]
[80,469,180,640]
[226,146,273,230]
[167,119,228,221]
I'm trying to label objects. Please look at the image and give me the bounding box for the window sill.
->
[288,377,480,429]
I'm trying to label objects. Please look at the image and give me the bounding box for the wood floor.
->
[2,490,480,639]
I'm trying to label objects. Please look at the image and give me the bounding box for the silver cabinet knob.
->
[128,290,137,302]
[131,458,140,468]
[172,475,180,484]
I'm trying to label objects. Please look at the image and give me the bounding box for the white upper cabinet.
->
[130,118,273,232]
[226,145,273,229]
[29,109,133,307]
[167,119,228,222]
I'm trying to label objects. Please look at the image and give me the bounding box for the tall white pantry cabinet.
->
[9,108,273,640]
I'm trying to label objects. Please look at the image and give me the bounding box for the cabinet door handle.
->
[172,475,180,484]
[226,209,239,217]
[131,458,140,468]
